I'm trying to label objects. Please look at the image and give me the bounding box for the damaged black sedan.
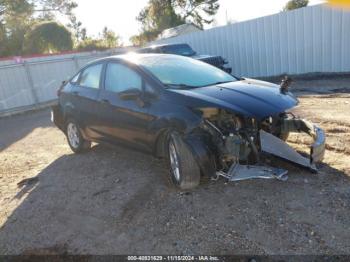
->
[51,54,325,190]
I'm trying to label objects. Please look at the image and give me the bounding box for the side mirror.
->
[118,88,141,100]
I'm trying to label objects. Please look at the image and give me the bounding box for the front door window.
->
[105,63,142,93]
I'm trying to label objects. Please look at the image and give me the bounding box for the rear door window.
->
[79,64,103,89]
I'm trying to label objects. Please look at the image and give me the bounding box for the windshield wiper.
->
[201,81,234,87]
[165,81,234,89]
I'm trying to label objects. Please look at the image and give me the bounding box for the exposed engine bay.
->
[199,108,256,166]
[191,108,325,182]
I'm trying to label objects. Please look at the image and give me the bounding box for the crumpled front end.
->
[260,116,326,171]
[185,108,326,182]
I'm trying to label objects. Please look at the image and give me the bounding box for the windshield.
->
[137,55,237,88]
[160,44,196,56]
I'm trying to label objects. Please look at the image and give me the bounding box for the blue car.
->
[52,54,325,190]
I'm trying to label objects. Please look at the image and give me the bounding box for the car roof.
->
[88,53,186,66]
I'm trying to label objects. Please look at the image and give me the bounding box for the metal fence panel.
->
[152,4,350,77]
[0,48,131,114]
[0,65,35,112]
[28,60,77,103]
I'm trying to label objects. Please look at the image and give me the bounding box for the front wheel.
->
[167,132,200,190]
[66,119,91,153]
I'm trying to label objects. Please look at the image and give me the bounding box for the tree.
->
[23,21,73,54]
[174,0,220,28]
[0,0,76,21]
[137,0,184,33]
[131,0,184,46]
[283,0,309,11]
[76,27,121,52]
[130,32,159,46]
[0,0,33,30]
[75,38,105,52]
[0,22,8,55]
[67,14,87,43]
[0,5,32,56]
[101,27,119,49]
[131,0,219,45]
[0,0,77,56]
[31,0,77,18]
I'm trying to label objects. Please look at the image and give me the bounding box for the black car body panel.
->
[52,54,325,182]
[166,80,298,120]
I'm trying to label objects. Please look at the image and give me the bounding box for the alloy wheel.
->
[169,141,180,182]
[67,122,80,149]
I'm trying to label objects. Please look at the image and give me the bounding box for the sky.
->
[71,0,325,44]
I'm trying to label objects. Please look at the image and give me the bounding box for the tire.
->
[167,131,200,190]
[65,119,91,153]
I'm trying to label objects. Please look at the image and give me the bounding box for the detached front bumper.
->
[311,126,326,165]
[207,117,326,182]
[217,119,326,182]
[260,118,326,171]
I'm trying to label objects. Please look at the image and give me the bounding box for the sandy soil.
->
[0,77,349,255]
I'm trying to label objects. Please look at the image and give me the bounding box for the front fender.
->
[184,133,217,178]
[51,103,65,131]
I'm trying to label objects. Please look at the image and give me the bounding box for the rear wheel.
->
[66,119,91,153]
[167,132,200,190]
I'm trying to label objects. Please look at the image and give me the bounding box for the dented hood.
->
[167,79,299,119]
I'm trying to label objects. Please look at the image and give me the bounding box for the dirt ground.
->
[0,77,350,255]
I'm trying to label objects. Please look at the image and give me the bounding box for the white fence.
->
[0,48,131,114]
[152,4,350,78]
[1,4,349,115]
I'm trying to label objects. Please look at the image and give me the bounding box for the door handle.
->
[72,91,79,96]
[100,99,110,104]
